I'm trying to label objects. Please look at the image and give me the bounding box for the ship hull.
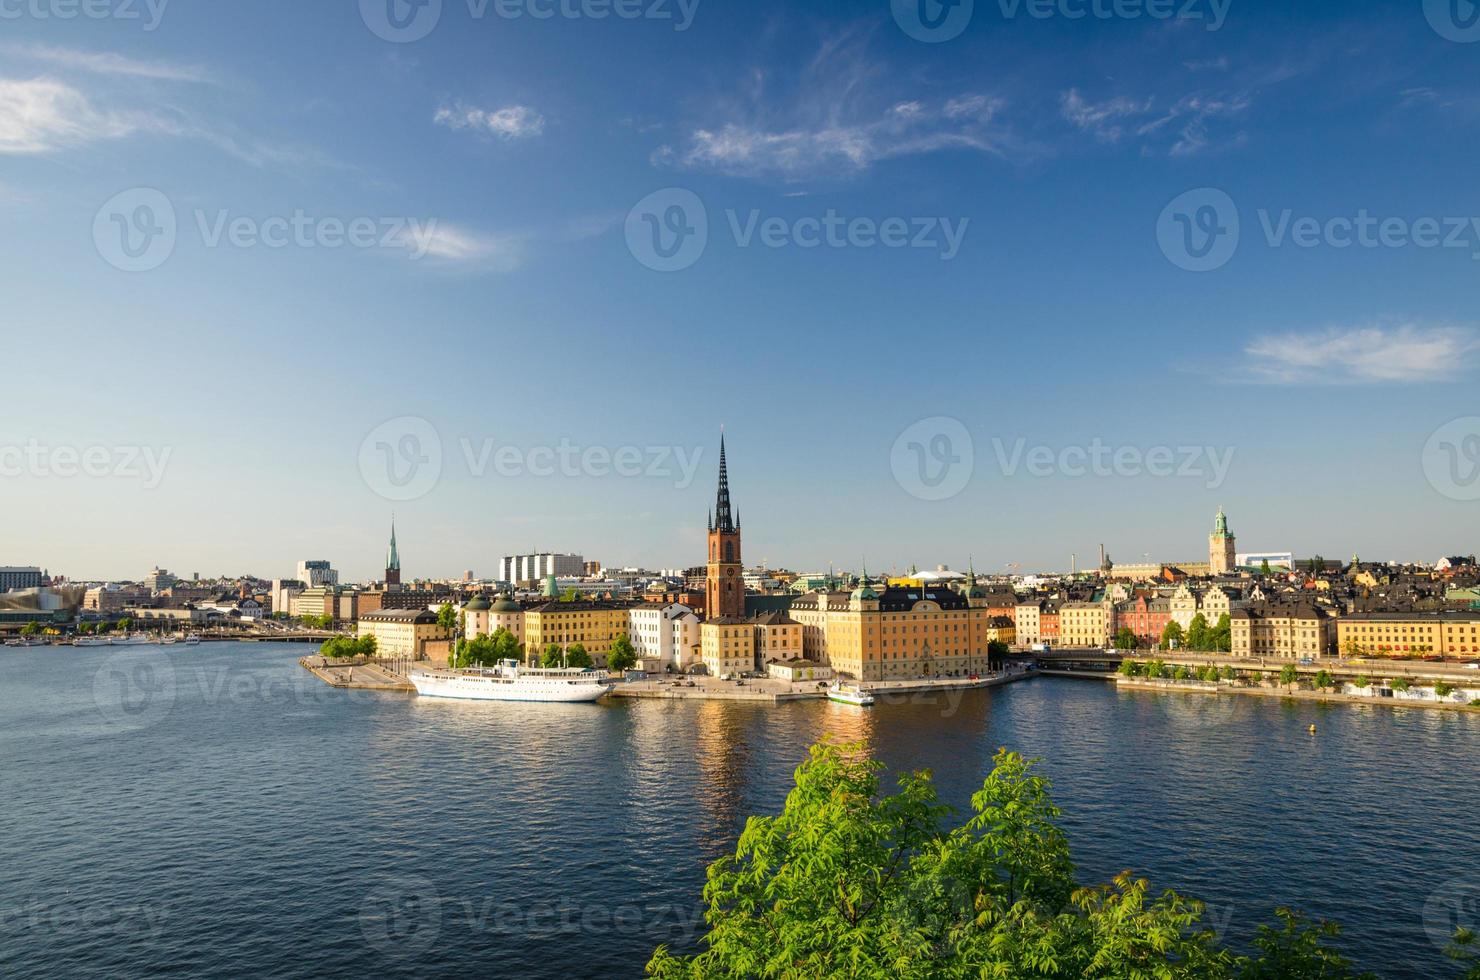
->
[410,671,611,703]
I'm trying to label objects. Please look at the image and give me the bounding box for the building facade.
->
[498,553,585,586]
[700,619,756,677]
[524,601,632,666]
[1230,603,1333,659]
[356,608,448,659]
[296,560,338,588]
[0,567,44,592]
[1337,612,1480,658]
[1209,508,1237,575]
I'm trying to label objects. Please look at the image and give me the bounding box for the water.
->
[3,642,1477,978]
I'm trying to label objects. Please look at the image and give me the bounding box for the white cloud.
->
[1060,87,1248,155]
[0,78,151,153]
[391,222,523,272]
[434,103,545,140]
[2,44,210,83]
[1241,323,1479,384]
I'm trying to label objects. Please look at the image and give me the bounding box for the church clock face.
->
[727,568,735,577]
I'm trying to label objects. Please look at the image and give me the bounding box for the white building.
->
[296,560,339,588]
[498,553,585,585]
[628,602,699,672]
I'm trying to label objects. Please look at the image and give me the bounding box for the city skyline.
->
[3,0,1479,577]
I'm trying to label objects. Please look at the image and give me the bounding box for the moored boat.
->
[828,683,876,707]
[410,659,612,703]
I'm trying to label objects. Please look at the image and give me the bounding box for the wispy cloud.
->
[434,103,545,140]
[1240,323,1479,384]
[1,44,211,83]
[1060,86,1249,155]
[390,222,524,272]
[0,77,156,153]
[656,27,1021,181]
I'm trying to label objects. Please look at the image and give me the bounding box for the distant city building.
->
[143,567,176,592]
[705,435,745,620]
[0,566,45,593]
[524,600,633,667]
[1209,508,1237,575]
[1238,551,1294,571]
[83,584,150,613]
[628,602,699,672]
[1337,611,1480,658]
[462,593,525,646]
[357,608,448,659]
[385,521,402,587]
[1230,603,1333,659]
[295,560,339,588]
[269,579,306,616]
[499,553,584,586]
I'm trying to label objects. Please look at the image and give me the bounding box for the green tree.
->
[1353,675,1371,689]
[1260,559,1272,576]
[987,639,1011,662]
[116,617,132,632]
[1313,670,1334,690]
[1117,659,1141,678]
[1173,665,1191,681]
[436,603,457,632]
[1211,613,1232,653]
[1145,660,1167,679]
[561,587,580,602]
[1435,680,1455,698]
[1187,613,1210,652]
[457,633,501,668]
[321,635,376,659]
[1160,620,1184,650]
[565,643,592,669]
[1279,664,1299,687]
[648,741,1364,979]
[1113,627,1138,651]
[540,644,565,668]
[20,621,41,637]
[608,634,638,673]
[1390,678,1410,693]
[1221,665,1237,682]
[1448,927,1480,979]
[1239,908,1375,979]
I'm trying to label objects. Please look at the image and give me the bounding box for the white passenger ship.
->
[409,659,613,703]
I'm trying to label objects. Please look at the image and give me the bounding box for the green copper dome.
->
[851,564,878,601]
[491,595,521,613]
[464,595,491,612]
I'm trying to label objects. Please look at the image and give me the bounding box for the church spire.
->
[714,432,735,532]
[387,517,400,571]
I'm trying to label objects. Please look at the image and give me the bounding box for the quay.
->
[300,655,413,692]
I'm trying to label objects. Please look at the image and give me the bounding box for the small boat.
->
[828,683,876,707]
[184,635,201,646]
[71,637,111,647]
[161,637,177,645]
[116,634,153,646]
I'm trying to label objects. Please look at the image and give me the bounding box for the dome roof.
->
[491,596,521,613]
[464,596,491,612]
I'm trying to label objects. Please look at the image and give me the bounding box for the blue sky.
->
[2,0,1478,582]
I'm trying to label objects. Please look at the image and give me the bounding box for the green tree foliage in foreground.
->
[607,634,638,673]
[648,741,1379,979]
[320,635,376,659]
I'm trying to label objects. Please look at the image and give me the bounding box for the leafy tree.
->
[1279,664,1299,687]
[608,635,638,673]
[1145,660,1166,679]
[1260,559,1272,576]
[1239,908,1375,979]
[1160,620,1184,650]
[1221,665,1237,682]
[117,617,132,632]
[1187,613,1210,652]
[1353,675,1371,689]
[1117,659,1141,678]
[1390,678,1410,693]
[1211,613,1232,653]
[321,635,376,659]
[436,603,457,632]
[648,741,1366,979]
[540,644,565,668]
[561,587,580,602]
[456,633,501,668]
[1313,670,1334,690]
[1173,665,1191,681]
[565,643,592,669]
[20,622,41,637]
[1113,627,1138,651]
[987,639,1011,663]
[1435,680,1455,698]
[1448,927,1480,979]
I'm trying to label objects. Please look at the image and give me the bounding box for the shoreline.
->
[1114,677,1480,713]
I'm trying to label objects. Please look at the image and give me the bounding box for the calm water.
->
[3,642,1478,978]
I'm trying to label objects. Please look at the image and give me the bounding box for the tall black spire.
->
[714,433,735,532]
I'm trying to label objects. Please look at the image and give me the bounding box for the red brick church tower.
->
[706,434,744,620]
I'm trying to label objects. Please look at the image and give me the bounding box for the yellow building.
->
[356,608,449,659]
[524,601,632,667]
[700,619,756,677]
[1059,600,1112,648]
[984,616,1016,646]
[787,578,1004,682]
[1337,612,1480,658]
[1230,604,1333,659]
[753,611,803,663]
